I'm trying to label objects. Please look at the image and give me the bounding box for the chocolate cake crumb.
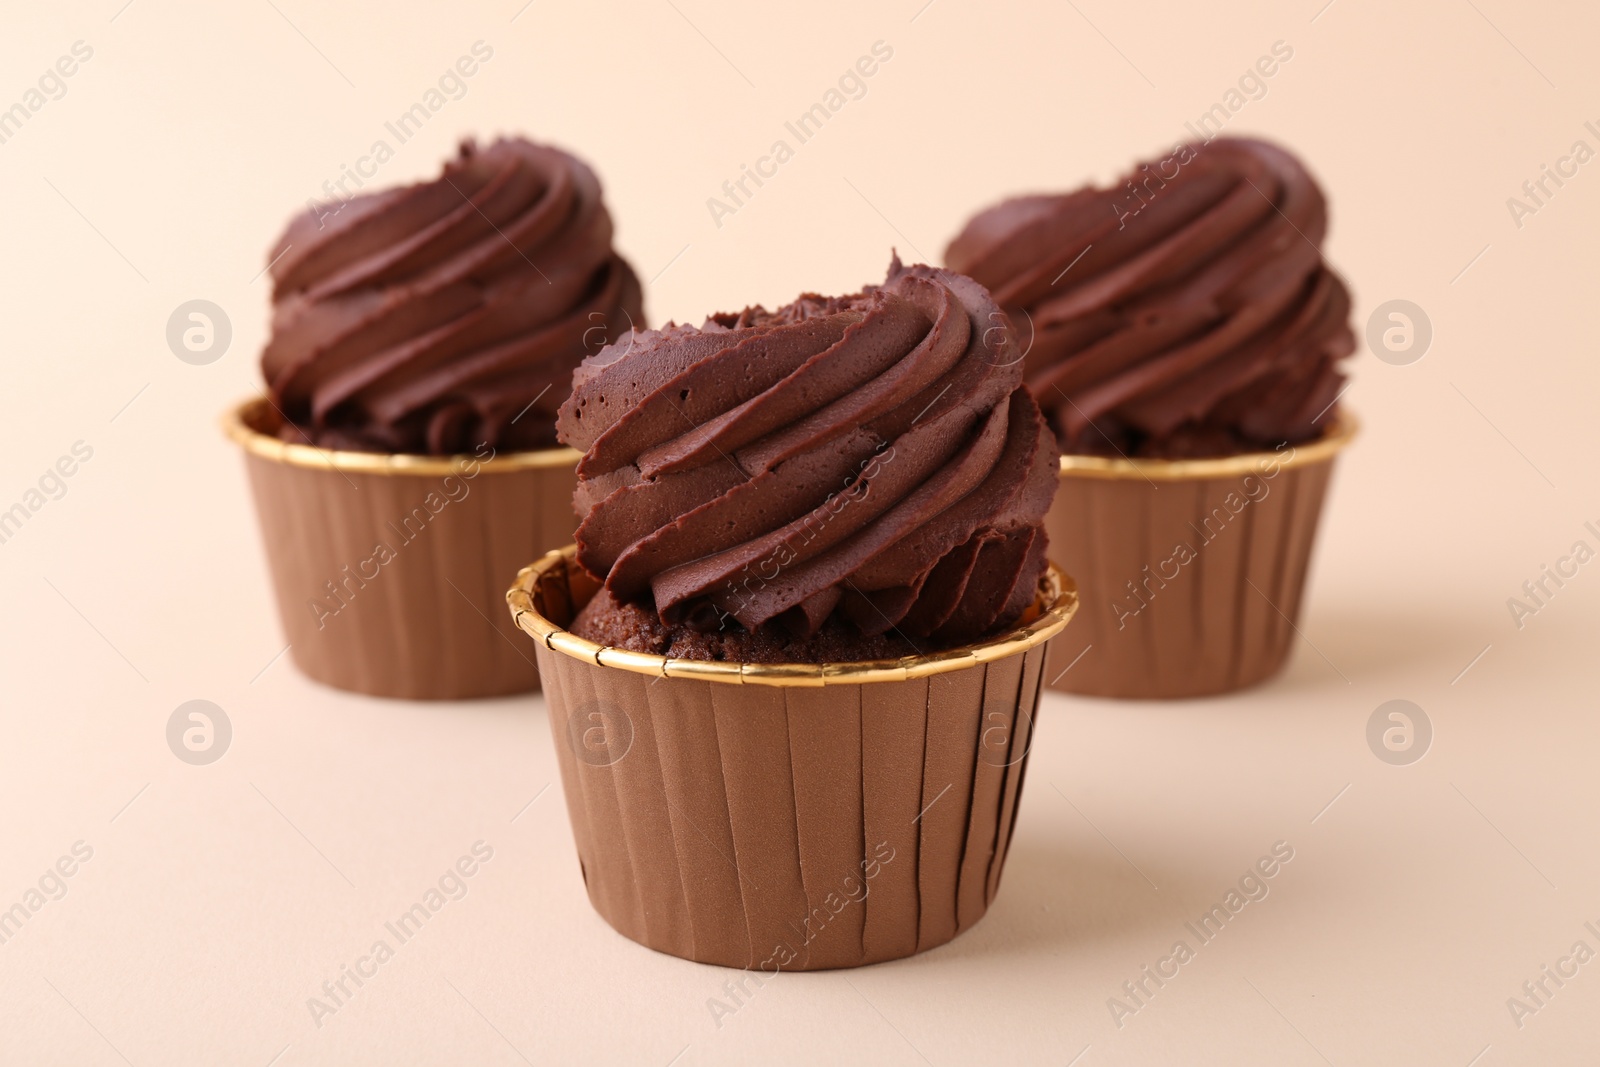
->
[571,587,926,664]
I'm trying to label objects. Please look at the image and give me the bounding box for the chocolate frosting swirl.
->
[945,137,1354,458]
[556,259,1059,644]
[261,137,643,454]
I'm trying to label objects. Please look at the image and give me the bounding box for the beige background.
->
[3,0,1598,1063]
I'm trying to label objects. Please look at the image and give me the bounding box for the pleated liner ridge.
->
[530,563,1049,970]
[1043,454,1338,699]
[240,445,577,700]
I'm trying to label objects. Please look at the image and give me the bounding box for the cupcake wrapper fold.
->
[226,398,578,700]
[1043,414,1356,699]
[512,549,1077,969]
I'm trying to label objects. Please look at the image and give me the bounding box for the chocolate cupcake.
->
[507,260,1078,968]
[947,137,1357,697]
[226,137,643,699]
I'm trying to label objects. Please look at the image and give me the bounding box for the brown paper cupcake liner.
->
[507,547,1078,969]
[224,398,579,700]
[1043,412,1358,699]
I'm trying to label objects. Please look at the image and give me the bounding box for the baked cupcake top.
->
[261,137,643,454]
[945,137,1354,458]
[556,259,1060,659]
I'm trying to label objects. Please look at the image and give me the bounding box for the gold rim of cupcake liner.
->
[507,545,1079,688]
[1058,409,1359,481]
[221,396,581,475]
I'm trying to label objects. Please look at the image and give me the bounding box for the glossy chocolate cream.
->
[946,137,1354,458]
[556,259,1060,660]
[261,137,643,454]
